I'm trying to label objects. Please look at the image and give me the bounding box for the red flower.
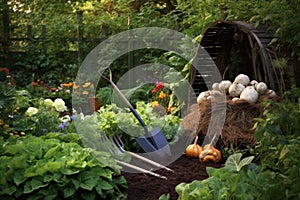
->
[32,82,37,87]
[156,82,164,89]
[152,88,157,94]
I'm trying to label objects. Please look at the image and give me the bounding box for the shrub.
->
[0,134,127,200]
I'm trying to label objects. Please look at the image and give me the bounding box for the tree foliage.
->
[1,0,300,84]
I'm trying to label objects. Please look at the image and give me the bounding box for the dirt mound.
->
[183,95,279,148]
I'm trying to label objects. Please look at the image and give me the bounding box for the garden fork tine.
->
[113,135,174,173]
[99,134,167,179]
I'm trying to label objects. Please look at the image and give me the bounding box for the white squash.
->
[218,80,232,93]
[212,83,220,91]
[240,86,258,103]
[232,97,240,102]
[255,82,268,94]
[229,82,245,97]
[250,80,258,87]
[207,90,225,102]
[266,89,276,98]
[234,74,250,86]
[197,91,210,104]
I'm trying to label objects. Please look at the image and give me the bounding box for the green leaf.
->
[238,156,255,171]
[225,153,254,172]
[71,179,80,190]
[97,179,113,190]
[81,191,96,200]
[94,185,104,197]
[37,185,58,200]
[63,187,76,198]
[43,145,60,158]
[4,143,26,155]
[78,172,98,190]
[60,167,80,175]
[13,170,26,186]
[23,176,48,193]
[159,193,170,200]
[0,185,17,195]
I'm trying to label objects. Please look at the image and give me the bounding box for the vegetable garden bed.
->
[122,155,222,200]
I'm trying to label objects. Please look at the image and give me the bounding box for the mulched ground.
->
[122,154,223,200]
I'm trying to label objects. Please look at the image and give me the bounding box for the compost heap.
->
[183,74,280,148]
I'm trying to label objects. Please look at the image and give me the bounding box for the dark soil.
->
[122,154,223,200]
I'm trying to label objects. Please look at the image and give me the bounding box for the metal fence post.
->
[2,0,11,68]
[76,10,84,66]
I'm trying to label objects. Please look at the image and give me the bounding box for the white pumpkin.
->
[197,91,210,104]
[266,89,276,98]
[255,82,268,94]
[234,74,250,86]
[218,80,232,93]
[207,90,225,102]
[232,97,239,102]
[212,83,220,91]
[250,80,258,87]
[229,82,245,97]
[240,86,258,103]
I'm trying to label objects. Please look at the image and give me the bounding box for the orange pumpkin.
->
[199,144,221,163]
[185,135,202,158]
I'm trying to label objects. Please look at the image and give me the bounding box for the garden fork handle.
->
[127,151,174,173]
[116,160,167,180]
[99,68,150,133]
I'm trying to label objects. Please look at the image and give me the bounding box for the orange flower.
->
[82,90,89,95]
[151,101,159,107]
[73,84,80,89]
[63,82,74,88]
[158,91,166,99]
[32,82,37,87]
[82,82,92,88]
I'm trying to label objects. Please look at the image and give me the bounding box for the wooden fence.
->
[0,10,108,69]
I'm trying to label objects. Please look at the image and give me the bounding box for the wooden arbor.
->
[190,20,283,96]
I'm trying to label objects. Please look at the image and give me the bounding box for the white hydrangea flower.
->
[25,107,38,116]
[52,98,67,112]
[43,98,54,107]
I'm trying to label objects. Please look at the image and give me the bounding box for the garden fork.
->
[113,134,174,173]
[99,134,168,179]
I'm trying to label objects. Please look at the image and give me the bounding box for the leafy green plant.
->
[77,102,182,152]
[0,134,127,200]
[0,84,15,116]
[174,153,276,200]
[0,86,32,137]
[252,89,300,199]
[96,86,113,107]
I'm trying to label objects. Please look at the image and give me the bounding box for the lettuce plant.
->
[93,102,182,152]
